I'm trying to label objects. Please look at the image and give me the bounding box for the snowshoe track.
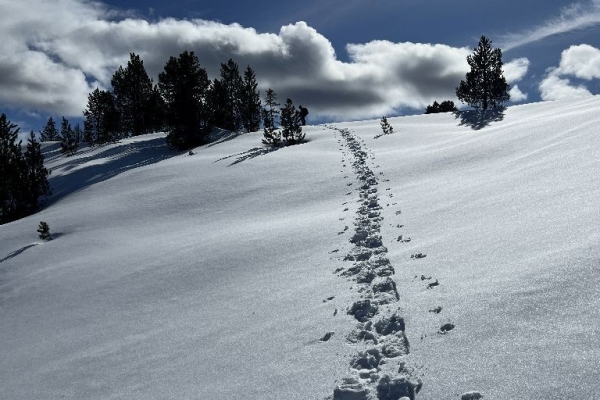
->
[326,126,421,400]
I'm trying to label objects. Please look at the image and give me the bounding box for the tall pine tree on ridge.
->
[455,36,510,110]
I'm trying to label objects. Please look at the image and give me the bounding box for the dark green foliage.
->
[111,53,156,136]
[214,59,243,131]
[60,117,79,155]
[425,100,458,114]
[0,114,25,223]
[380,116,394,135]
[240,65,262,133]
[455,36,510,110]
[158,51,211,150]
[146,85,166,133]
[40,116,59,141]
[24,131,52,212]
[207,78,229,129]
[0,115,51,224]
[262,88,281,146]
[83,88,121,144]
[280,98,304,145]
[37,221,51,240]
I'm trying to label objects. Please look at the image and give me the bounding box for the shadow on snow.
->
[46,137,177,205]
[454,107,505,130]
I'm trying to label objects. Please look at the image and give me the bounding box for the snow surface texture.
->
[2,97,600,399]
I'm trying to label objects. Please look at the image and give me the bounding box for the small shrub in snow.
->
[380,116,394,136]
[37,221,51,240]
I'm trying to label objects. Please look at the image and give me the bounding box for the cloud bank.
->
[0,0,529,121]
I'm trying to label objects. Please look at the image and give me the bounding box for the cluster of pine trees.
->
[79,52,265,150]
[261,90,305,146]
[39,116,82,156]
[0,114,51,224]
[39,52,307,152]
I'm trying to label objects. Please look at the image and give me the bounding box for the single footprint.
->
[427,280,439,289]
[439,323,455,333]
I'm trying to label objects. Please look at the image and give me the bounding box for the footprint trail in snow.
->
[326,126,422,400]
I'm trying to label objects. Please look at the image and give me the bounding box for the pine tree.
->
[218,58,243,131]
[73,123,83,147]
[60,117,79,156]
[24,130,51,212]
[240,65,262,133]
[380,116,394,135]
[0,114,27,223]
[207,78,229,129]
[158,51,211,150]
[111,53,155,136]
[83,88,121,144]
[455,36,510,110]
[40,116,59,141]
[37,221,51,240]
[280,98,304,145]
[146,84,166,133]
[262,88,281,146]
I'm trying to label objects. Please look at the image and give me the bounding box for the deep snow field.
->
[1,97,599,399]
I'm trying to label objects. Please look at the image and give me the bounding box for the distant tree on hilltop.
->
[111,53,155,137]
[83,88,121,144]
[40,116,59,141]
[456,36,510,110]
[262,88,281,146]
[60,117,79,156]
[240,65,262,133]
[280,98,304,145]
[24,130,52,211]
[425,100,458,114]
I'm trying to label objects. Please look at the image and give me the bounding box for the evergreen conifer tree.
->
[146,85,166,133]
[218,59,243,131]
[455,36,510,110]
[111,53,155,136]
[37,221,51,240]
[60,117,79,156]
[380,116,394,135]
[158,51,211,150]
[207,78,229,130]
[240,65,262,133]
[0,114,27,223]
[83,88,121,144]
[24,130,51,212]
[280,98,304,145]
[40,116,59,141]
[262,88,281,146]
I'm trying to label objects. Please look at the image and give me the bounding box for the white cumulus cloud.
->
[538,44,600,101]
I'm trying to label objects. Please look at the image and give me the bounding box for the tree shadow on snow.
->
[214,139,311,166]
[46,137,177,205]
[201,127,243,149]
[454,107,505,130]
[214,146,283,166]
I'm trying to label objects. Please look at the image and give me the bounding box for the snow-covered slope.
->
[1,97,599,399]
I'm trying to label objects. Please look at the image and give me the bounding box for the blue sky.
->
[3,0,600,134]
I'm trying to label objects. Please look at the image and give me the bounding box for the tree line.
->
[35,51,306,152]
